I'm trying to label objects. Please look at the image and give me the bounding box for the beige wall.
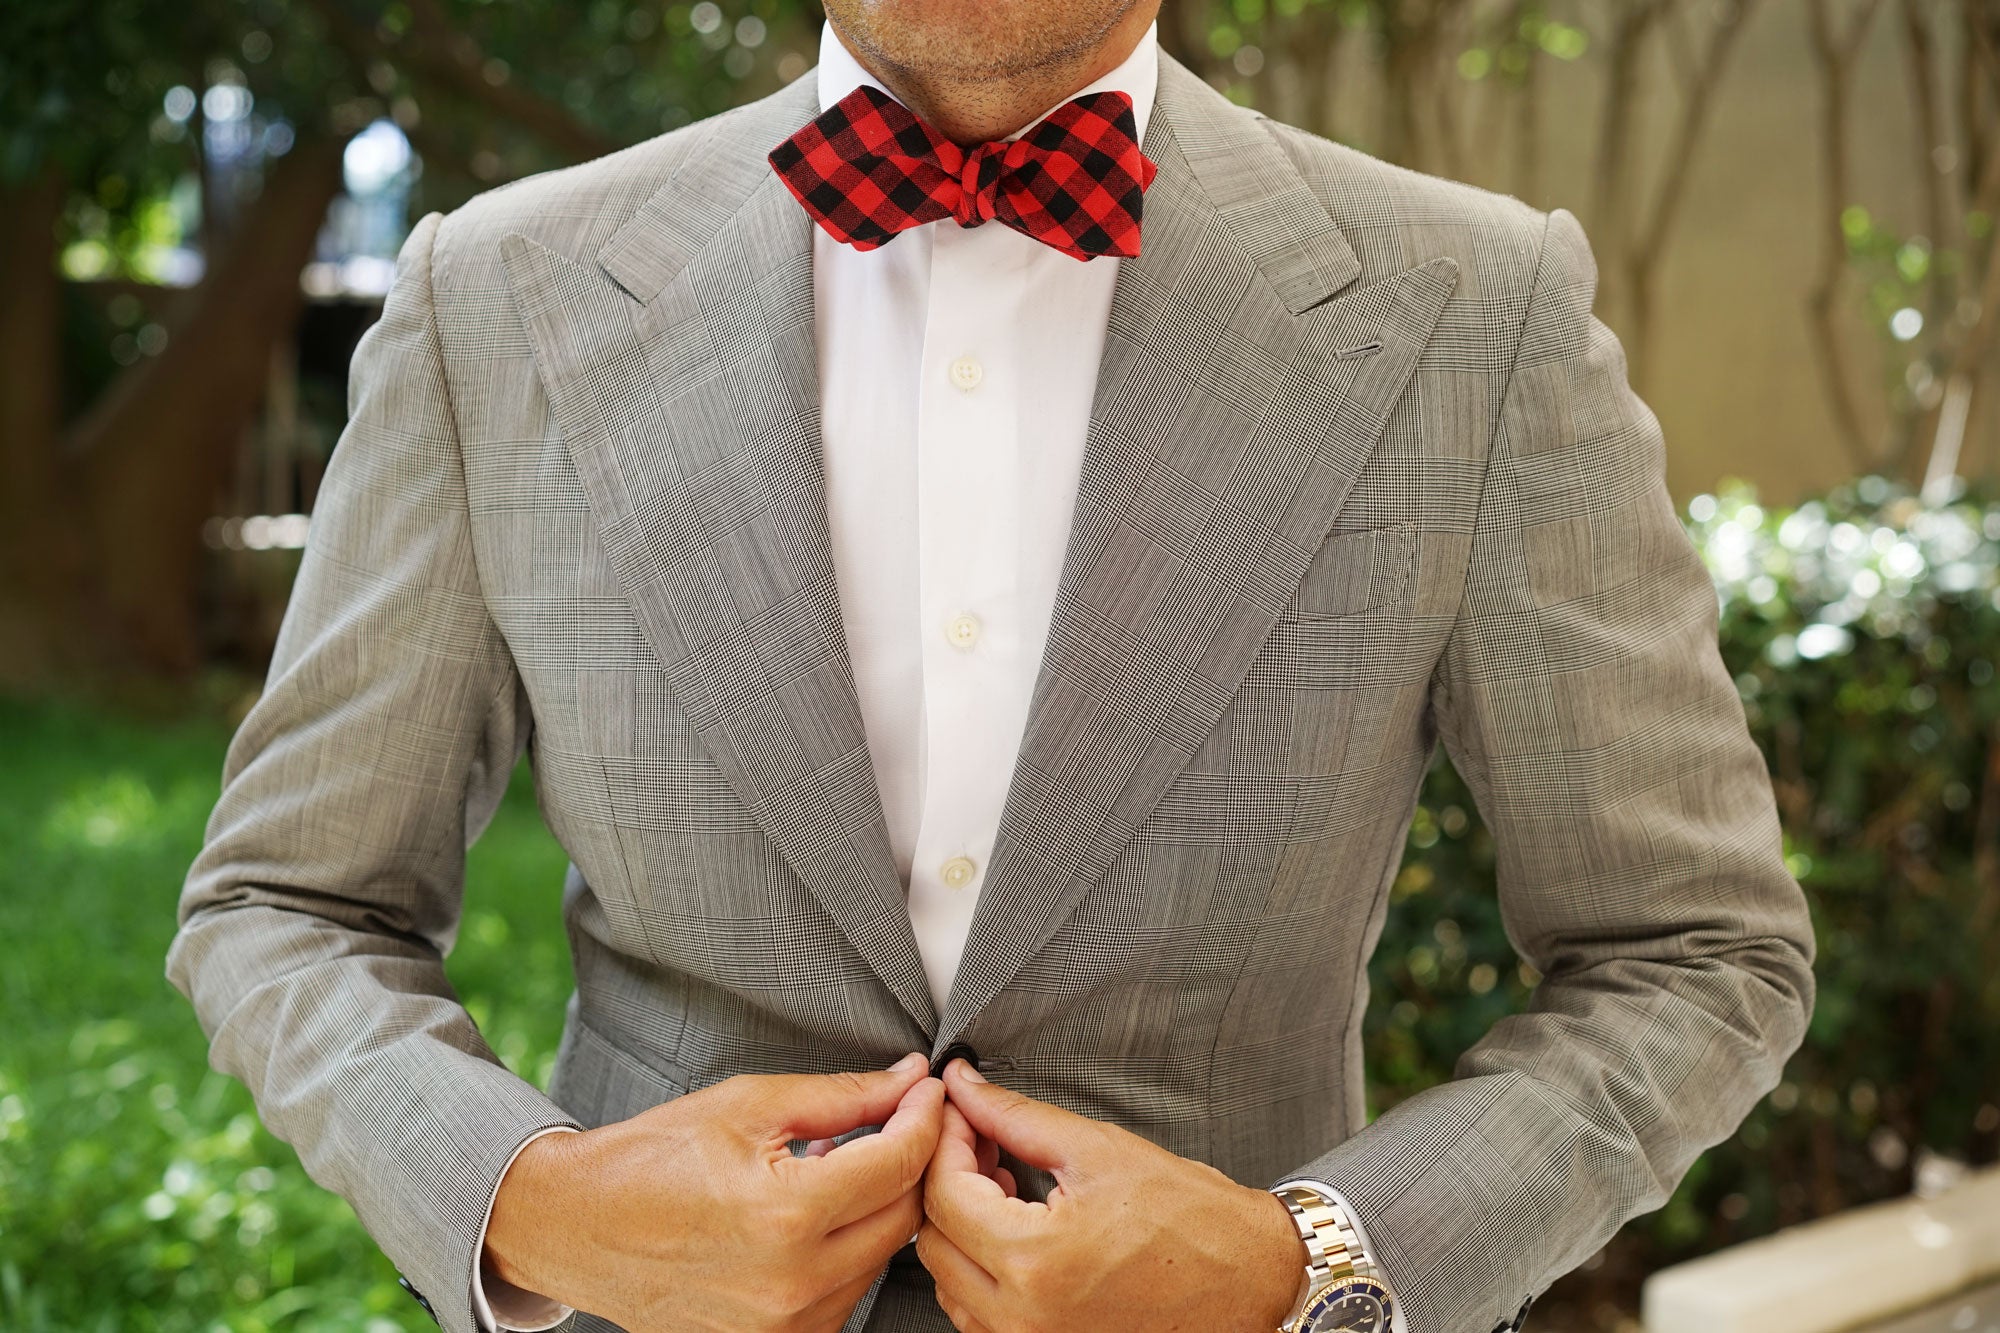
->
[1292,1,1993,505]
[1541,3,1995,504]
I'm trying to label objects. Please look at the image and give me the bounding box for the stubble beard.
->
[830,0,1143,94]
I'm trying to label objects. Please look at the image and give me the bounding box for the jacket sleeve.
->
[165,209,582,1333]
[1276,207,1816,1333]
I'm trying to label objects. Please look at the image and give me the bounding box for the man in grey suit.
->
[167,0,1815,1331]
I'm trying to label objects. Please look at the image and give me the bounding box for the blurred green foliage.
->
[0,697,576,1330]
[4,481,1996,1325]
[1691,478,2000,1223]
[1375,476,2000,1271]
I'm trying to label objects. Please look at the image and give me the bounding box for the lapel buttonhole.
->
[1335,341,1383,360]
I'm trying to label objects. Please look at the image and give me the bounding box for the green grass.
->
[0,693,577,1332]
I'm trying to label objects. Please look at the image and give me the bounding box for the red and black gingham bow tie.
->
[768,83,1158,262]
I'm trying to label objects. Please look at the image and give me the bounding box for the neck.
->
[826,10,1153,146]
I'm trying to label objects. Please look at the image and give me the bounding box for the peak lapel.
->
[935,55,1460,1050]
[500,75,938,1037]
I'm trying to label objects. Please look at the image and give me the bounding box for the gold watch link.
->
[1272,1183,1379,1333]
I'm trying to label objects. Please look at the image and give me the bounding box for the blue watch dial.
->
[1301,1275,1393,1333]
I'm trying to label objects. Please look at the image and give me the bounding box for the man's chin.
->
[827,0,1138,84]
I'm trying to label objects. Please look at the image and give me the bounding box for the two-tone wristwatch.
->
[1270,1181,1396,1333]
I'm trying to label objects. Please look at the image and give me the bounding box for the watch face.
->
[1302,1275,1394,1333]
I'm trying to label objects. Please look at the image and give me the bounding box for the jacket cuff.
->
[377,1069,582,1333]
[1276,1083,1542,1333]
[472,1126,583,1331]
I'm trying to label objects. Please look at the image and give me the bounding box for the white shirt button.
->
[948,355,984,391]
[939,855,978,889]
[945,612,981,650]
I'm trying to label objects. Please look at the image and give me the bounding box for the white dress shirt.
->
[813,18,1155,1015]
[475,22,1405,1331]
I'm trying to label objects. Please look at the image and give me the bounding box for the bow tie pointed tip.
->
[769,83,1156,261]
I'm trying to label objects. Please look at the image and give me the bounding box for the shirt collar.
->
[814,19,1159,147]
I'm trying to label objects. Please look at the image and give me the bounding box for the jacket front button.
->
[930,1042,980,1080]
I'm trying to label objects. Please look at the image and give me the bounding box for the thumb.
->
[940,1058,1088,1174]
[743,1052,929,1142]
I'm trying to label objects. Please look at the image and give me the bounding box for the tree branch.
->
[1622,0,1761,385]
[1919,67,2000,500]
[1805,0,1889,473]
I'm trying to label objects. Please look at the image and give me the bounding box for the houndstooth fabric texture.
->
[768,83,1156,259]
[168,49,1814,1333]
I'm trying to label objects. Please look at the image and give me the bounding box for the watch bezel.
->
[1300,1273,1394,1332]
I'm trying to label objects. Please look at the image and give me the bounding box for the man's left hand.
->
[916,1058,1307,1333]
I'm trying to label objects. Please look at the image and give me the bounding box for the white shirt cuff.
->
[1276,1177,1411,1333]
[472,1125,580,1332]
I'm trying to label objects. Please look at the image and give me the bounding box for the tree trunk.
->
[0,135,347,691]
[0,166,92,685]
[76,133,347,679]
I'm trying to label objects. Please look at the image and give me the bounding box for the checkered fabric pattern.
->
[168,49,1814,1333]
[767,83,1157,260]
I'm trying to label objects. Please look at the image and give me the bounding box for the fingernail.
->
[890,1052,925,1073]
[955,1059,985,1082]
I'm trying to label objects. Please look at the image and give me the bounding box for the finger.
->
[803,1137,835,1158]
[747,1052,929,1142]
[930,1101,983,1176]
[802,1262,884,1333]
[803,1075,945,1229]
[974,1131,999,1180]
[822,1181,924,1274]
[916,1219,1002,1325]
[935,1283,999,1333]
[992,1164,1017,1199]
[936,1301,996,1333]
[940,1059,1089,1175]
[922,1146,1027,1270]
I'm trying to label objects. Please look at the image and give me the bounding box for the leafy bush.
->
[1373,476,2000,1274]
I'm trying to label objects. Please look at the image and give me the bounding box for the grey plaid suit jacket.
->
[168,49,1815,1333]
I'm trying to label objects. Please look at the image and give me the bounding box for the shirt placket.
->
[905,221,1028,1012]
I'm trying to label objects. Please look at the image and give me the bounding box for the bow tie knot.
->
[769,84,1157,261]
[945,139,1005,227]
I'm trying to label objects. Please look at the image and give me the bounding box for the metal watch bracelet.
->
[1271,1182,1376,1331]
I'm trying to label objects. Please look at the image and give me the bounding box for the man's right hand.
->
[482,1051,943,1332]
